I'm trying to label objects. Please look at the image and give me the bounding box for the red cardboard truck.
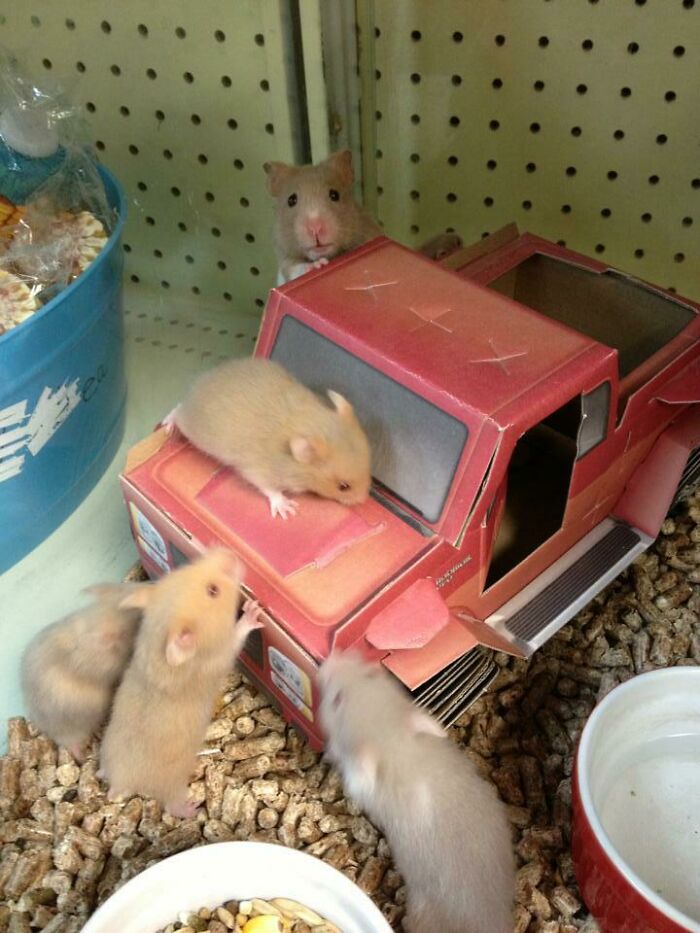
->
[121,226,700,748]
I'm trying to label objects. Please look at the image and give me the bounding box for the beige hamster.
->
[169,356,371,519]
[264,149,462,283]
[99,549,263,818]
[318,652,515,933]
[21,583,144,761]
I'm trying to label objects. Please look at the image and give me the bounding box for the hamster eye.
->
[329,188,340,202]
[337,481,351,492]
[287,193,297,208]
[207,583,220,598]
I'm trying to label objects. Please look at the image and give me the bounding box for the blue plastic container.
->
[0,166,127,573]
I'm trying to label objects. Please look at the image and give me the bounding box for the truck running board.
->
[411,646,499,727]
[485,518,653,657]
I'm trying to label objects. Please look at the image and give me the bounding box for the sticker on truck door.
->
[267,646,313,706]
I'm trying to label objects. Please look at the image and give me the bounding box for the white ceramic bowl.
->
[573,666,700,933]
[83,841,392,933]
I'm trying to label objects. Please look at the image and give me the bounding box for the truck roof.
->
[268,238,612,428]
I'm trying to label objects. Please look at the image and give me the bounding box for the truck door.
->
[484,382,611,590]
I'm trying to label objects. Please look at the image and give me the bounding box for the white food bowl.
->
[82,840,392,933]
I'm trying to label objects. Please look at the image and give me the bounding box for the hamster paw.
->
[160,405,180,434]
[240,598,265,631]
[167,799,200,819]
[66,742,86,764]
[311,257,329,270]
[265,490,299,520]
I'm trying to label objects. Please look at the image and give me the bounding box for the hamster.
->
[99,548,263,817]
[264,149,462,283]
[318,652,515,933]
[169,356,371,519]
[21,583,144,761]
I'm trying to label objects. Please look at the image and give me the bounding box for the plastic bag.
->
[0,48,113,323]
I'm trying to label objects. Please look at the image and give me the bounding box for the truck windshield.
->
[271,316,468,523]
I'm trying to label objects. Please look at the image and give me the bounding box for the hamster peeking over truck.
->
[120,224,700,750]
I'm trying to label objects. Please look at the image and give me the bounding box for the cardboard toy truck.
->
[121,225,700,749]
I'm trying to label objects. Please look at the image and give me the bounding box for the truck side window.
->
[577,381,611,459]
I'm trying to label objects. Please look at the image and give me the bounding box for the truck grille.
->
[504,523,641,642]
[674,445,700,503]
[410,646,499,727]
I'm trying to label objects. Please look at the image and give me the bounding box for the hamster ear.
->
[327,389,355,421]
[409,708,446,739]
[117,586,152,611]
[325,149,354,187]
[165,627,196,667]
[263,160,293,197]
[290,435,329,464]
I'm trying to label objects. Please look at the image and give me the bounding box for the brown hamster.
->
[170,356,371,519]
[264,149,462,283]
[21,583,144,761]
[99,549,263,817]
[318,652,515,933]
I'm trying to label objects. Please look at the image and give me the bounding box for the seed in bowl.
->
[156,897,342,933]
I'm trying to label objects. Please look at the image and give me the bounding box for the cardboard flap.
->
[654,358,700,404]
[365,579,449,650]
[380,615,479,690]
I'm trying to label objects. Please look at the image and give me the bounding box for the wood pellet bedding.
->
[1,485,698,933]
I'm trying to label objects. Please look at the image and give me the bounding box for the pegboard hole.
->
[608,170,618,180]
[561,204,572,214]
[205,191,215,202]
[42,59,52,70]
[86,101,96,113]
[557,239,567,247]
[566,166,577,177]
[448,155,459,166]
[245,233,255,243]
[489,119,500,130]
[613,129,624,140]
[101,20,111,33]
[450,116,461,127]
[155,109,165,122]
[522,200,532,210]
[656,134,668,145]
[137,23,148,36]
[95,141,105,151]
[223,292,233,301]
[571,126,582,137]
[198,154,208,165]
[183,71,194,83]
[648,174,660,185]
[120,105,130,117]
[410,153,420,163]
[137,181,148,191]
[673,46,685,57]
[492,78,503,89]
[538,36,549,48]
[30,15,41,27]
[191,114,201,125]
[451,74,462,86]
[254,33,265,46]
[178,221,187,232]
[452,31,463,43]
[495,34,506,46]
[170,186,181,197]
[234,159,244,170]
[601,208,612,218]
[160,281,170,289]
[534,80,545,91]
[410,114,420,124]
[410,224,419,234]
[215,29,226,42]
[621,87,632,98]
[260,80,269,92]
[154,249,163,259]
[146,68,157,80]
[683,0,695,7]
[594,244,606,254]
[240,197,250,207]
[255,299,265,309]
[665,91,677,102]
[227,118,238,130]
[145,216,155,226]
[250,267,260,276]
[65,18,76,30]
[175,26,186,38]
[641,212,652,222]
[411,30,422,41]
[692,179,700,189]
[634,249,645,258]
[576,84,588,95]
[487,159,497,170]
[123,243,132,253]
[410,73,421,84]
[76,62,86,73]
[265,123,275,134]
[682,216,693,226]
[627,42,639,54]
[211,227,222,237]
[222,75,232,88]
[447,193,457,203]
[410,190,420,201]
[674,253,685,263]
[128,144,139,155]
[218,260,228,270]
[582,39,594,50]
[526,162,537,173]
[130,274,140,283]
[530,122,541,134]
[484,197,494,207]
[110,64,121,76]
[185,254,194,264]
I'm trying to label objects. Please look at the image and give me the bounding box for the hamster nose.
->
[305,218,327,243]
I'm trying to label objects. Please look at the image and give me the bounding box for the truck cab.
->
[121,230,700,748]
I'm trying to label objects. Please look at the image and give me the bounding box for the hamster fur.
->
[99,549,263,817]
[318,652,515,933]
[264,149,462,284]
[21,583,144,761]
[171,357,371,519]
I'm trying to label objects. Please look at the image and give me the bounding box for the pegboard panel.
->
[359,0,700,299]
[0,0,306,323]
